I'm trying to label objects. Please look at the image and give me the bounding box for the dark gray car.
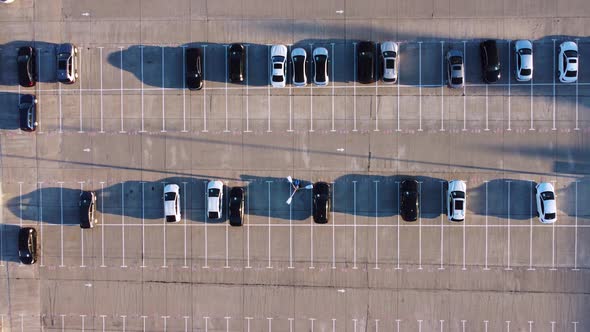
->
[446,50,464,88]
[56,43,78,84]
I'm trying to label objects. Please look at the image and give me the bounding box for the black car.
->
[357,41,377,84]
[480,40,501,83]
[18,94,38,132]
[229,187,244,226]
[79,191,97,229]
[18,227,37,265]
[17,46,37,87]
[186,47,203,90]
[400,180,419,222]
[312,182,331,224]
[228,43,246,83]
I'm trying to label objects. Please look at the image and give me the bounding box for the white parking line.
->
[36,48,42,133]
[121,182,127,267]
[331,181,336,269]
[224,45,230,133]
[551,321,555,332]
[528,180,535,271]
[418,181,423,269]
[506,180,512,270]
[289,183,294,268]
[353,319,358,332]
[58,84,63,133]
[572,321,578,332]
[310,183,314,269]
[440,320,444,332]
[100,315,106,332]
[162,316,169,332]
[141,182,146,268]
[246,182,251,268]
[485,85,489,131]
[396,319,401,332]
[100,181,105,267]
[80,315,86,332]
[97,48,105,133]
[396,55,401,132]
[332,318,336,332]
[374,180,379,269]
[310,44,314,133]
[119,47,125,133]
[528,321,533,332]
[461,320,466,332]
[225,185,230,268]
[267,317,272,332]
[507,41,511,131]
[374,43,379,132]
[440,41,444,131]
[574,181,579,270]
[79,181,85,267]
[552,39,556,131]
[529,74,534,131]
[204,317,209,332]
[121,315,126,332]
[310,318,315,332]
[140,46,145,132]
[418,319,422,332]
[353,180,358,269]
[203,181,209,268]
[267,45,271,133]
[374,319,379,332]
[183,316,189,332]
[61,314,65,332]
[439,181,445,270]
[18,182,23,226]
[59,182,64,267]
[161,47,166,132]
[183,182,188,268]
[267,180,272,268]
[289,318,294,332]
[462,41,467,131]
[462,183,466,270]
[225,317,231,332]
[353,42,358,132]
[396,181,401,269]
[182,46,187,132]
[418,42,423,131]
[79,48,84,133]
[203,45,208,132]
[245,317,253,332]
[245,45,251,133]
[575,38,580,130]
[484,181,489,270]
[484,320,488,332]
[161,181,167,268]
[331,43,336,132]
[288,45,293,133]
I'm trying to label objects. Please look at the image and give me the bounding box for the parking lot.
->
[1,0,590,331]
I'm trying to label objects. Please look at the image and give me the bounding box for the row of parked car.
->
[15,179,558,265]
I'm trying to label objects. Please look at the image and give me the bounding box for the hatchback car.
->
[313,47,329,86]
[291,47,307,87]
[207,180,224,219]
[400,179,419,222]
[164,184,181,222]
[312,182,330,223]
[447,180,466,222]
[535,182,557,223]
[270,44,288,88]
[18,227,37,265]
[17,46,37,87]
[480,40,501,83]
[228,43,245,83]
[19,94,38,132]
[79,191,97,229]
[514,40,533,81]
[446,50,464,88]
[558,41,578,83]
[56,43,78,84]
[357,41,377,84]
[186,47,203,90]
[381,41,399,83]
[229,187,244,226]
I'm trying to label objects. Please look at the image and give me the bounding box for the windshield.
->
[383,51,396,58]
[208,188,220,197]
[540,191,554,200]
[451,77,463,85]
[273,63,282,69]
[545,213,556,220]
[450,56,462,65]
[164,192,176,201]
[452,191,465,199]
[272,56,284,63]
[521,68,531,76]
[519,48,532,55]
[565,70,577,77]
[564,50,577,58]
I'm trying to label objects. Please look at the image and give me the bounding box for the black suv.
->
[228,43,246,83]
[357,41,377,84]
[312,182,331,224]
[19,94,38,132]
[229,187,244,226]
[480,40,501,83]
[17,46,37,87]
[400,179,419,222]
[79,191,97,228]
[18,227,37,265]
[186,47,203,90]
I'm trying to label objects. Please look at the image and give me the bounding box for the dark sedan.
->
[229,187,244,226]
[19,94,38,131]
[400,179,419,222]
[186,47,203,90]
[18,227,37,265]
[228,43,246,83]
[17,46,37,87]
[480,40,501,83]
[79,191,97,229]
[357,41,377,84]
[313,182,331,224]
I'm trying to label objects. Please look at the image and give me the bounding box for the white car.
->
[163,184,181,223]
[447,180,466,222]
[313,47,329,86]
[207,180,224,219]
[558,41,578,83]
[381,41,399,83]
[291,48,307,87]
[514,40,533,81]
[535,182,557,224]
[270,44,288,88]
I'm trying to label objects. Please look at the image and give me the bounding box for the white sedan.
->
[535,182,557,223]
[164,184,181,222]
[207,180,224,219]
[381,41,399,83]
[447,180,466,222]
[270,44,288,88]
[514,39,533,81]
[558,41,578,83]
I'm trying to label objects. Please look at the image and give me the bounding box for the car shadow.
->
[0,91,26,130]
[470,179,536,220]
[0,40,60,85]
[0,224,25,263]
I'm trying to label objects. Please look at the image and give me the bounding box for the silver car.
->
[514,40,533,81]
[446,50,464,88]
[380,41,398,83]
[56,43,78,84]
